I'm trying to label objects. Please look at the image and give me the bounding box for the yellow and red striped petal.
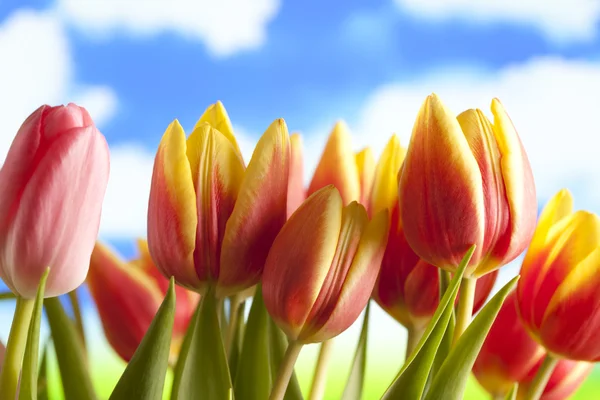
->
[193,101,243,161]
[263,186,343,340]
[398,94,484,272]
[307,121,360,205]
[218,119,290,297]
[147,120,199,290]
[287,133,306,217]
[370,134,405,216]
[306,208,389,342]
[355,147,375,209]
[186,123,245,289]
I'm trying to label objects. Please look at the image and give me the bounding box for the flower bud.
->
[0,104,110,298]
[355,147,375,210]
[370,136,496,329]
[87,240,198,363]
[263,186,389,343]
[516,189,600,361]
[287,133,306,217]
[147,102,290,297]
[398,94,536,277]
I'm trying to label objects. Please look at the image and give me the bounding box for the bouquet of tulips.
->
[0,96,597,400]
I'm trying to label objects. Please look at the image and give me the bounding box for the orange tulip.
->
[147,102,290,297]
[516,189,600,361]
[398,94,537,277]
[287,133,306,217]
[371,136,496,329]
[519,360,593,400]
[87,240,198,363]
[355,147,375,210]
[263,186,389,343]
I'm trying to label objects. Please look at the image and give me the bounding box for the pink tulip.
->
[0,104,110,298]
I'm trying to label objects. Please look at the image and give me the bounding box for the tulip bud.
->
[371,136,496,329]
[474,291,592,399]
[307,121,361,205]
[398,94,537,277]
[148,102,289,297]
[287,133,306,217]
[0,104,110,298]
[87,241,198,363]
[516,189,600,361]
[263,186,389,344]
[355,147,375,210]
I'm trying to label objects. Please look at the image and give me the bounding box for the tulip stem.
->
[224,294,243,356]
[406,325,425,359]
[68,289,86,350]
[0,296,34,399]
[269,340,303,400]
[526,355,558,400]
[308,339,335,400]
[453,277,476,344]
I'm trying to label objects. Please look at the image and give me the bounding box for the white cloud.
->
[394,0,600,42]
[0,10,117,162]
[348,57,600,213]
[55,0,281,57]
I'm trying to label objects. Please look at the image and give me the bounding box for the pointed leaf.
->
[234,286,272,399]
[269,314,303,400]
[44,297,96,400]
[19,268,49,400]
[37,340,50,400]
[171,290,233,399]
[382,245,474,400]
[341,302,370,400]
[505,383,518,400]
[110,278,176,400]
[424,276,520,400]
[431,270,455,377]
[228,301,246,383]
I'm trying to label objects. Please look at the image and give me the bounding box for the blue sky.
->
[1,0,600,385]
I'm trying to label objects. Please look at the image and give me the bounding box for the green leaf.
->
[37,339,51,400]
[431,270,455,377]
[19,268,49,400]
[44,297,97,400]
[505,383,518,400]
[268,315,303,400]
[234,285,272,399]
[109,278,176,400]
[341,302,371,400]
[171,289,233,400]
[424,276,519,400]
[381,245,474,400]
[228,301,246,383]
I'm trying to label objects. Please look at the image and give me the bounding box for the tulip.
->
[355,147,375,209]
[307,121,361,205]
[371,136,497,337]
[147,102,290,298]
[263,185,389,344]
[518,360,593,400]
[398,94,536,277]
[87,240,198,362]
[287,133,305,217]
[516,189,600,361]
[0,104,110,298]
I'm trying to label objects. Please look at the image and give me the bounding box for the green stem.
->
[308,339,335,400]
[269,341,303,400]
[453,277,476,344]
[224,295,242,356]
[405,324,426,360]
[68,290,86,350]
[0,297,34,399]
[526,355,558,400]
[0,292,16,301]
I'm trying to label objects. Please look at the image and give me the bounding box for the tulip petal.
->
[87,243,163,362]
[1,126,109,298]
[148,120,199,290]
[263,186,343,340]
[355,147,376,208]
[399,94,484,272]
[186,123,245,287]
[287,133,306,217]
[307,209,389,342]
[193,101,243,161]
[218,119,290,297]
[307,121,360,205]
[370,135,406,216]
[540,246,600,360]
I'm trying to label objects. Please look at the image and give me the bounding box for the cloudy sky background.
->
[0,0,599,397]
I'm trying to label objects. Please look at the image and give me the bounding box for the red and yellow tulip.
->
[371,135,496,329]
[287,133,306,217]
[519,359,593,400]
[147,102,290,298]
[87,240,198,363]
[263,185,389,344]
[398,94,537,277]
[516,189,600,361]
